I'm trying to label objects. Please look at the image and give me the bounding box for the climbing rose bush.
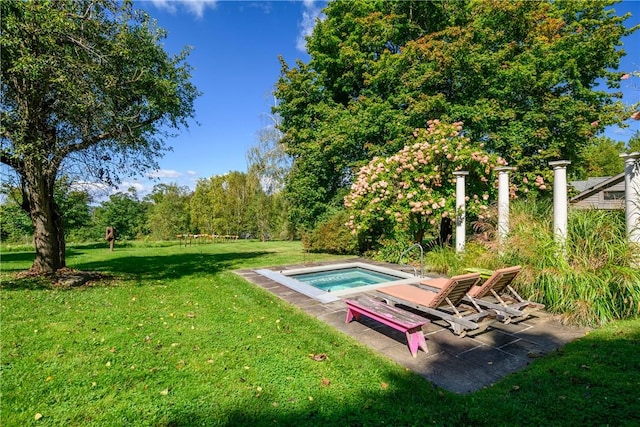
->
[344,120,506,244]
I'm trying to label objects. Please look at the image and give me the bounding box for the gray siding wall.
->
[572,182,625,209]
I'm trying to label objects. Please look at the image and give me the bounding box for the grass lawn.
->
[1,240,639,426]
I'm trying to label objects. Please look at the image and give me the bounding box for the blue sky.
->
[119,0,323,196]
[117,0,640,197]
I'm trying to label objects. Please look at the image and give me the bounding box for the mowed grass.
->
[1,240,639,426]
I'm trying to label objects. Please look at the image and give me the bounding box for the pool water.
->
[290,267,405,292]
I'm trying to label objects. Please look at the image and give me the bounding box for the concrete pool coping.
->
[235,257,590,394]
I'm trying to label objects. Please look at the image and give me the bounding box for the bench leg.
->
[405,327,428,358]
[345,307,361,324]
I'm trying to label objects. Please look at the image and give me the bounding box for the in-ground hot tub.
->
[254,262,421,303]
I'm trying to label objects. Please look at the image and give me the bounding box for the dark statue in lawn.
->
[105,226,116,252]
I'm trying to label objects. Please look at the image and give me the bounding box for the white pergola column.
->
[549,160,571,252]
[620,152,640,266]
[453,171,469,253]
[494,166,515,246]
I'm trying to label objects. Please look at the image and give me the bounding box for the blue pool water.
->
[290,267,404,292]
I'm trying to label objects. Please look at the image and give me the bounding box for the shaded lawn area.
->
[1,240,639,426]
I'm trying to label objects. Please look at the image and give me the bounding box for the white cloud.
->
[116,181,152,198]
[147,169,182,179]
[72,180,110,194]
[149,0,217,19]
[75,180,152,204]
[123,181,147,192]
[186,170,198,176]
[296,1,325,52]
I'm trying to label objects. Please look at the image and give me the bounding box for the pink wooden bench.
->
[344,295,429,358]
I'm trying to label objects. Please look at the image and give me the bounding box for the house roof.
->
[570,177,609,192]
[570,172,625,203]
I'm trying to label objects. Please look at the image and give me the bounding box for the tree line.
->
[0,170,290,245]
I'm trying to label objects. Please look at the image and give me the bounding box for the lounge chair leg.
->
[449,322,467,337]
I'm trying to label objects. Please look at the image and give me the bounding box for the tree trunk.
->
[25,166,66,274]
[412,215,425,244]
[438,217,453,247]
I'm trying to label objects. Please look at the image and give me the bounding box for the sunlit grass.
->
[2,240,639,425]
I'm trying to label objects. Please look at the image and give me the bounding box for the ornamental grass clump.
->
[499,200,640,326]
[344,120,506,248]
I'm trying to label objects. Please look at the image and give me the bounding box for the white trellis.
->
[453,171,469,253]
[620,152,640,266]
[494,166,515,247]
[549,160,571,252]
[453,157,639,260]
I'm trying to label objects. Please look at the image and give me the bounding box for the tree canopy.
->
[94,188,148,241]
[145,183,191,240]
[0,0,199,273]
[275,0,636,231]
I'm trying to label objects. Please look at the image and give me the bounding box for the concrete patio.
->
[235,258,589,394]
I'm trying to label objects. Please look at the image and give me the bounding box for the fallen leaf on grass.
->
[160,388,169,396]
[380,382,388,390]
[309,353,328,361]
[34,413,43,421]
[321,378,331,387]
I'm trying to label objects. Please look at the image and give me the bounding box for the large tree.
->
[145,183,192,240]
[190,172,262,237]
[275,0,636,231]
[246,109,293,240]
[0,0,198,273]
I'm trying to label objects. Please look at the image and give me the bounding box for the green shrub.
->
[302,210,357,254]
